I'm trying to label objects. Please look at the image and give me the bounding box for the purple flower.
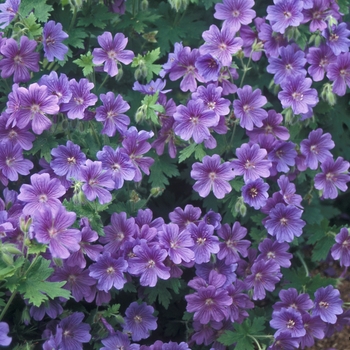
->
[231,143,272,182]
[0,35,39,83]
[169,204,201,231]
[331,227,350,267]
[42,21,69,62]
[60,78,98,120]
[50,140,86,180]
[185,285,232,324]
[0,322,11,346]
[307,45,336,82]
[101,331,140,350]
[258,238,292,268]
[268,141,297,173]
[122,127,154,182]
[158,223,194,264]
[267,45,306,85]
[173,99,218,143]
[195,53,221,82]
[264,203,305,243]
[0,143,33,181]
[312,286,343,324]
[270,307,306,337]
[217,222,250,264]
[123,302,157,341]
[95,91,130,137]
[0,0,20,29]
[38,72,72,105]
[268,331,300,350]
[92,32,134,77]
[302,0,330,32]
[258,23,287,58]
[245,259,282,300]
[278,75,319,115]
[300,128,335,170]
[300,314,325,349]
[323,23,350,56]
[81,160,115,204]
[200,24,243,67]
[191,155,235,199]
[17,173,66,216]
[128,242,170,287]
[314,157,350,199]
[266,0,304,34]
[16,83,59,135]
[152,115,177,158]
[327,52,350,96]
[242,178,269,209]
[273,288,313,314]
[187,222,220,264]
[100,212,136,253]
[233,85,268,131]
[89,252,128,292]
[214,0,256,32]
[59,312,91,349]
[97,146,135,189]
[277,175,303,208]
[34,206,81,259]
[30,299,63,322]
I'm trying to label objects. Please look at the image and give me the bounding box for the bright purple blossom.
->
[0,322,11,346]
[258,23,287,58]
[331,227,350,267]
[300,128,335,170]
[268,331,300,350]
[265,203,305,242]
[0,143,33,181]
[270,307,306,337]
[42,21,69,62]
[314,156,350,199]
[242,178,269,209]
[38,72,72,105]
[128,242,170,287]
[268,141,297,173]
[50,140,86,180]
[95,91,130,137]
[214,0,256,32]
[273,288,313,314]
[191,155,235,199]
[217,222,250,264]
[233,85,268,130]
[30,299,63,322]
[200,24,242,67]
[169,205,201,231]
[0,35,39,83]
[33,206,81,259]
[300,314,326,349]
[323,23,350,56]
[307,45,336,82]
[173,99,218,143]
[158,223,194,264]
[266,0,304,34]
[60,78,98,120]
[302,0,330,32]
[58,312,91,349]
[81,160,115,204]
[278,75,319,115]
[231,143,272,182]
[258,238,292,268]
[277,175,303,208]
[267,45,306,85]
[186,222,219,264]
[17,173,66,216]
[101,331,140,350]
[123,302,157,341]
[16,83,59,134]
[327,52,350,96]
[195,54,221,82]
[245,259,282,300]
[312,286,343,324]
[89,252,128,292]
[0,0,20,29]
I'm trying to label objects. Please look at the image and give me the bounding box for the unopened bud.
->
[20,216,32,234]
[321,83,336,106]
[130,190,140,203]
[150,187,164,197]
[1,252,13,266]
[135,105,147,123]
[4,244,22,255]
[21,306,31,326]
[282,107,294,125]
[140,0,149,11]
[61,119,69,130]
[142,31,158,43]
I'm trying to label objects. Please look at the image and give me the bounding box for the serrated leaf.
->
[65,27,88,49]
[73,51,94,76]
[116,11,162,34]
[27,242,47,255]
[28,131,58,162]
[20,13,42,38]
[149,155,180,188]
[77,4,116,29]
[17,256,70,306]
[0,258,24,279]
[145,279,182,309]
[19,0,53,23]
[194,143,206,161]
[103,304,120,317]
[178,143,197,163]
[312,236,335,262]
[303,206,323,225]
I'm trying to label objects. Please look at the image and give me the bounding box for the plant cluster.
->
[0,0,350,349]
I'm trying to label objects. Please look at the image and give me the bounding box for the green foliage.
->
[145,278,182,309]
[132,48,162,82]
[65,27,89,49]
[117,11,162,34]
[77,3,116,29]
[218,317,266,350]
[136,92,164,125]
[19,0,53,23]
[20,13,42,38]
[28,131,58,162]
[73,51,94,76]
[178,143,206,162]
[149,154,180,188]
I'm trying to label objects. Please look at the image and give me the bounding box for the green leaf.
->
[73,51,94,76]
[338,0,350,15]
[77,4,115,29]
[0,258,25,279]
[19,0,53,23]
[178,143,197,163]
[20,13,42,38]
[303,206,323,225]
[103,304,120,317]
[145,279,182,309]
[27,242,47,255]
[116,11,162,34]
[28,131,58,162]
[149,155,180,188]
[16,257,71,306]
[65,27,88,49]
[132,48,162,82]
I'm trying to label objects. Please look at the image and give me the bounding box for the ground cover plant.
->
[0,0,350,348]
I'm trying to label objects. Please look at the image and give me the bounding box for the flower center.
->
[249,187,258,198]
[255,272,262,281]
[46,36,55,46]
[112,163,121,171]
[319,58,328,67]
[232,10,240,17]
[267,251,275,259]
[106,266,115,274]
[14,55,23,65]
[89,178,98,186]
[5,157,15,166]
[68,274,77,283]
[209,172,216,181]
[190,116,199,125]
[134,315,142,323]
[280,217,288,226]
[30,104,41,114]
[8,130,17,139]
[330,33,339,42]
[107,111,116,119]
[310,145,318,154]
[291,92,304,101]
[207,101,216,110]
[319,301,329,309]
[48,227,58,238]
[67,156,76,165]
[218,42,227,51]
[74,97,84,105]
[243,104,252,113]
[38,194,48,203]
[244,159,255,169]
[283,11,292,19]
[197,237,207,245]
[107,50,116,59]
[147,259,155,268]
[205,298,214,305]
[116,232,124,241]
[286,319,295,328]
[326,172,334,181]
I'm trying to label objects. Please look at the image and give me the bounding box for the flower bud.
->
[1,252,13,266]
[20,216,32,234]
[140,0,149,11]
[321,83,336,106]
[130,190,140,203]
[150,187,164,197]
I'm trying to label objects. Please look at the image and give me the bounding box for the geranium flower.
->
[327,52,350,96]
[270,307,306,338]
[331,227,350,267]
[242,178,269,209]
[92,32,134,77]
[322,23,350,56]
[0,0,20,29]
[257,238,293,268]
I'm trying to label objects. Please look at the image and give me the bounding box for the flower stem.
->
[296,251,309,277]
[0,291,17,322]
[247,335,264,350]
